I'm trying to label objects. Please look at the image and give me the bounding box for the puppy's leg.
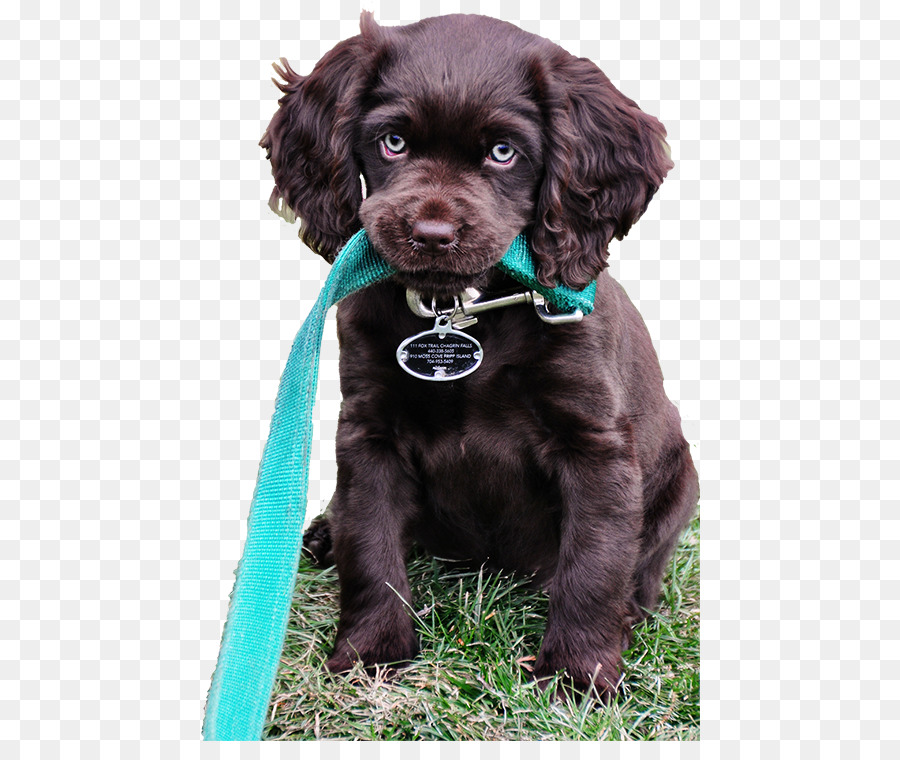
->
[325,442,419,673]
[534,430,642,700]
[630,442,699,620]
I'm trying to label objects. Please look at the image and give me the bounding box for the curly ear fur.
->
[530,52,673,290]
[260,13,385,260]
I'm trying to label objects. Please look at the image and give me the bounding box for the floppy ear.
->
[260,14,384,261]
[530,52,673,289]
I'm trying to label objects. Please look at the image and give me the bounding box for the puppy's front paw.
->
[301,513,334,566]
[326,618,419,675]
[533,643,623,702]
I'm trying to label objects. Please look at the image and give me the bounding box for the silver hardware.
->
[406,288,484,328]
[406,287,583,327]
[531,293,584,324]
[433,314,452,337]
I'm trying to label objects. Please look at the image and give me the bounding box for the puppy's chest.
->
[400,388,561,573]
[395,321,558,486]
[419,412,523,480]
[403,387,551,503]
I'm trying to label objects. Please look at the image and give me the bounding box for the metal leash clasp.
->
[530,293,584,324]
[406,288,584,327]
[406,290,480,329]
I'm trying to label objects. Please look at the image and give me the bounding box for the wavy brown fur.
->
[262,13,695,702]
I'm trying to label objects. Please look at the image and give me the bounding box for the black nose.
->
[411,219,457,252]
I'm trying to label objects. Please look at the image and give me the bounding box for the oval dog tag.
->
[397,316,483,381]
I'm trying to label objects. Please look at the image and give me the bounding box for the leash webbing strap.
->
[202,230,595,740]
[202,229,392,740]
[494,235,596,316]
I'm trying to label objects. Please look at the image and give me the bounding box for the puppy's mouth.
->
[359,197,520,299]
[364,222,505,298]
[391,267,493,299]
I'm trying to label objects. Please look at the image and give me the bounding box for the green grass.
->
[264,513,699,741]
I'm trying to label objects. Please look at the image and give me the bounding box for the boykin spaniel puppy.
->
[261,13,698,699]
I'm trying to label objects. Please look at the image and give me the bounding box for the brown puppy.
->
[261,13,698,699]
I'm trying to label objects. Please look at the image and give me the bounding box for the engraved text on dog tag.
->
[396,316,483,381]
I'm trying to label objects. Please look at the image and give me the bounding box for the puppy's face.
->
[355,33,545,296]
[261,14,673,294]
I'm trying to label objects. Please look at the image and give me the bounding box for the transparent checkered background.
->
[2,0,897,752]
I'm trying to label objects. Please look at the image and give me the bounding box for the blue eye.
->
[381,134,407,157]
[488,143,516,164]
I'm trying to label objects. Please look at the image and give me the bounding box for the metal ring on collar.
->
[430,295,460,318]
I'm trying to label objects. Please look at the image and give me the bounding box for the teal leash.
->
[202,230,595,740]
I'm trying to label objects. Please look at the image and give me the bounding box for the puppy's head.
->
[261,13,673,296]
